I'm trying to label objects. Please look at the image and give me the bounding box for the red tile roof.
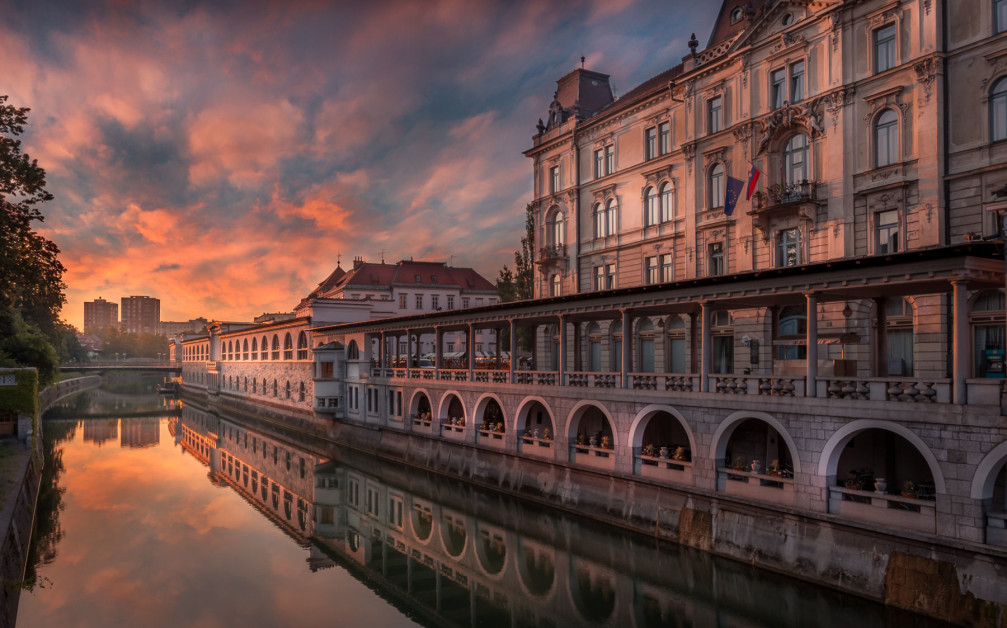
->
[318,259,496,296]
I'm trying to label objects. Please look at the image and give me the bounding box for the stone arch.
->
[473,393,506,432]
[971,440,1007,500]
[515,396,557,438]
[817,419,945,493]
[711,410,802,475]
[566,400,617,448]
[628,404,696,456]
[436,391,467,425]
[473,522,508,578]
[408,389,432,418]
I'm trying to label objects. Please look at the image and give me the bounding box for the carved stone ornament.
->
[770,32,805,56]
[867,7,898,29]
[682,141,697,162]
[829,11,841,51]
[756,100,825,155]
[914,57,939,104]
[823,88,853,130]
[684,82,694,113]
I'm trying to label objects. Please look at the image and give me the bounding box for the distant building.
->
[121,296,161,335]
[161,317,209,337]
[254,312,296,324]
[83,297,118,333]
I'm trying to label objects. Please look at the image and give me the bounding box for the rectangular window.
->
[415,294,423,310]
[708,242,725,276]
[605,263,616,290]
[462,297,470,308]
[645,256,658,285]
[999,0,1007,33]
[876,210,899,254]
[431,295,439,310]
[593,266,605,291]
[661,253,674,283]
[605,144,615,174]
[594,149,604,178]
[399,293,407,308]
[708,97,722,133]
[790,60,804,102]
[770,68,785,108]
[446,295,454,309]
[389,496,403,528]
[659,122,670,154]
[550,166,560,194]
[874,24,896,73]
[646,127,657,160]
[776,228,800,267]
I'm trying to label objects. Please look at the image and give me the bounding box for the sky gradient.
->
[1,0,719,329]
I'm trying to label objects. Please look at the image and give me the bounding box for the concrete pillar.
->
[701,302,712,392]
[509,319,517,383]
[467,323,475,381]
[952,280,970,404]
[621,309,631,388]
[558,315,568,384]
[405,329,412,378]
[573,320,582,372]
[874,297,887,376]
[435,327,443,372]
[806,293,818,397]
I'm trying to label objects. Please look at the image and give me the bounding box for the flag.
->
[745,165,761,200]
[724,176,744,217]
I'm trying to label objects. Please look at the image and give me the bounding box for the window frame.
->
[549,165,560,194]
[594,149,604,178]
[644,186,658,226]
[873,23,897,74]
[659,121,670,155]
[770,67,786,109]
[708,163,725,209]
[784,133,809,184]
[991,77,1007,142]
[659,182,674,223]
[875,209,899,254]
[776,228,800,267]
[789,60,805,102]
[645,256,659,285]
[997,0,1007,34]
[874,108,899,168]
[708,96,723,133]
[645,126,658,160]
[605,144,615,174]
[708,242,725,276]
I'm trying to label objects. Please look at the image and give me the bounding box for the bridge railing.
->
[60,361,178,368]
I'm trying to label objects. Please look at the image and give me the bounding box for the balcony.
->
[750,180,822,236]
[536,244,567,267]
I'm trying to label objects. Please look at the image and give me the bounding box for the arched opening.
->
[636,411,691,462]
[440,394,466,432]
[271,335,280,360]
[644,186,658,226]
[411,392,432,427]
[410,501,433,542]
[517,399,555,454]
[242,339,249,360]
[972,443,1007,547]
[283,333,293,360]
[517,540,555,598]
[636,318,656,372]
[715,415,798,504]
[569,560,616,622]
[297,331,308,360]
[260,336,268,360]
[570,404,615,466]
[347,340,360,361]
[477,397,505,438]
[722,418,793,476]
[835,428,934,498]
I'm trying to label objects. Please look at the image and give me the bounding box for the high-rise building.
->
[121,296,161,335]
[83,297,118,333]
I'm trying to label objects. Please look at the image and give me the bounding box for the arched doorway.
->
[476,396,505,445]
[713,414,798,505]
[439,393,466,436]
[517,399,555,456]
[411,392,432,428]
[569,403,615,469]
[971,442,1007,547]
[632,407,694,484]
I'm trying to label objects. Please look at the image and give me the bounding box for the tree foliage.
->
[497,203,536,351]
[95,328,169,359]
[0,95,69,383]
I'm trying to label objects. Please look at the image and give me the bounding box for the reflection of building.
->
[121,296,160,335]
[82,419,118,447]
[83,297,118,333]
[120,418,160,448]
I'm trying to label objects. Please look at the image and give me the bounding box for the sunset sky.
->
[1,0,719,329]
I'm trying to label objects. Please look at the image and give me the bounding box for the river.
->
[17,373,939,627]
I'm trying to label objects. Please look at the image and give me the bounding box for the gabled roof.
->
[309,265,347,298]
[581,65,684,130]
[707,0,771,49]
[317,259,497,297]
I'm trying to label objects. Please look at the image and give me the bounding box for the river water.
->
[17,373,937,627]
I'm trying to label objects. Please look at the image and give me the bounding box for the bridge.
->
[60,361,181,373]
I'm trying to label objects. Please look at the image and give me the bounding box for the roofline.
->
[309,243,1004,334]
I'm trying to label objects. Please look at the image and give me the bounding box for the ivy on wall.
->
[0,368,39,419]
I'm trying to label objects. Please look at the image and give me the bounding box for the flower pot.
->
[659,447,670,459]
[589,436,598,448]
[874,478,887,493]
[751,460,762,474]
[532,429,539,439]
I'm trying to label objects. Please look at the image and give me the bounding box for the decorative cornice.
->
[913,56,939,104]
[756,100,825,155]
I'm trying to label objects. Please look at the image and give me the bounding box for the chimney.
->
[353,256,364,269]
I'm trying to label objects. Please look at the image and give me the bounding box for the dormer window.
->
[415,274,422,282]
[730,7,744,24]
[431,275,437,284]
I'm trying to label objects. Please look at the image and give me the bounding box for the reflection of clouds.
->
[0,1,718,326]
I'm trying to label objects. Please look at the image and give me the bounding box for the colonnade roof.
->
[310,243,1004,335]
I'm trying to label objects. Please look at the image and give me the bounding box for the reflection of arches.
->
[567,401,616,447]
[711,411,802,474]
[628,404,696,457]
[817,420,945,493]
[440,511,467,559]
[517,539,555,599]
[515,396,556,437]
[568,559,617,622]
[475,523,507,577]
[410,501,433,543]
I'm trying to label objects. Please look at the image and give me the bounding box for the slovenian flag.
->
[745,164,761,200]
[724,176,744,217]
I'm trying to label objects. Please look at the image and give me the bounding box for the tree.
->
[0,95,68,383]
[497,203,536,351]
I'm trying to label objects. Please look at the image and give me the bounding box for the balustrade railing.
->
[566,371,618,388]
[437,369,469,382]
[515,370,557,386]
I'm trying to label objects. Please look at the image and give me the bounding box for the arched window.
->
[777,305,807,360]
[273,380,278,397]
[709,164,724,208]
[283,333,293,360]
[874,109,899,167]
[347,341,360,360]
[593,203,605,238]
[242,339,249,361]
[546,208,564,247]
[251,338,258,360]
[299,382,305,402]
[227,341,233,360]
[644,186,658,226]
[297,332,308,360]
[285,381,291,399]
[271,335,280,360]
[261,336,268,360]
[659,182,674,222]
[784,134,809,184]
[992,77,1007,142]
[606,199,617,236]
[550,274,561,297]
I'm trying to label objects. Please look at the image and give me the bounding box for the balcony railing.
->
[753,180,821,211]
[538,243,566,261]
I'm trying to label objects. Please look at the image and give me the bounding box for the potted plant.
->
[844,472,860,490]
[543,428,551,441]
[494,422,504,433]
[576,433,586,446]
[600,435,612,449]
[642,444,657,457]
[901,481,917,499]
[673,446,686,461]
[732,456,746,471]
[768,459,780,476]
